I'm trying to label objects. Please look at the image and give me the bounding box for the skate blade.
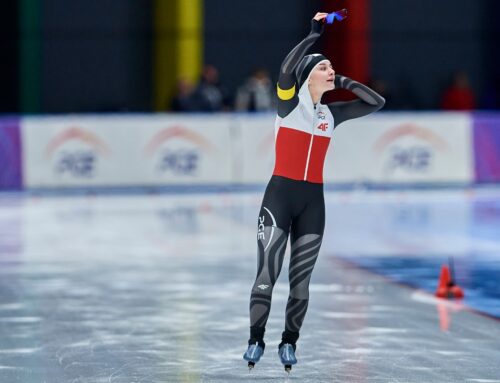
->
[284,364,292,373]
[248,361,255,371]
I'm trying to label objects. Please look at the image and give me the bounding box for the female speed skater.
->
[243,11,385,372]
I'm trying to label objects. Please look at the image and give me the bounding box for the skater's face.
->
[309,61,335,94]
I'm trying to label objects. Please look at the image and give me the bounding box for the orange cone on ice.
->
[435,258,464,299]
[435,265,451,298]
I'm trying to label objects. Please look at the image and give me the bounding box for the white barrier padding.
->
[236,114,275,183]
[21,112,474,188]
[21,115,233,187]
[325,113,474,184]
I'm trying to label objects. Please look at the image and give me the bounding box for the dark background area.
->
[370,0,496,110]
[204,0,320,101]
[0,0,19,113]
[41,0,153,113]
[1,0,498,114]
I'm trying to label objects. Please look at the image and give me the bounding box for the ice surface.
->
[0,189,499,382]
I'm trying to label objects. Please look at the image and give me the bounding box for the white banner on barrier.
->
[131,115,232,185]
[21,115,233,187]
[236,114,275,183]
[20,112,474,188]
[22,116,129,187]
[324,113,474,184]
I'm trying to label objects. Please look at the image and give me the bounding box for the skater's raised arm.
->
[328,75,385,128]
[277,13,327,117]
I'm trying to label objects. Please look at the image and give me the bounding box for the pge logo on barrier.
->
[388,146,432,172]
[144,126,213,176]
[55,150,96,177]
[45,127,110,178]
[373,123,448,174]
[158,149,199,175]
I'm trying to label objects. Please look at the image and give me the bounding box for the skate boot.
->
[243,342,265,370]
[278,343,297,372]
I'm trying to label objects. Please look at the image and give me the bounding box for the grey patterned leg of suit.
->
[250,225,288,328]
[285,234,322,332]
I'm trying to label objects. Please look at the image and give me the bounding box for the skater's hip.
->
[266,175,324,195]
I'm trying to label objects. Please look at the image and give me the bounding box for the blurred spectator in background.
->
[440,71,476,110]
[170,78,195,112]
[189,64,231,112]
[235,68,274,112]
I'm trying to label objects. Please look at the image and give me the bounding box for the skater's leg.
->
[248,177,292,347]
[281,190,325,349]
[283,234,322,335]
[249,206,289,345]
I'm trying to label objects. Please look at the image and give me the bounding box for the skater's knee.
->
[289,284,310,300]
[251,280,275,295]
[252,270,278,295]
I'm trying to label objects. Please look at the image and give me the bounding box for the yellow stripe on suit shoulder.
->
[277,84,296,101]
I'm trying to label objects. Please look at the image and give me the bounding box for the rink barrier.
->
[0,112,499,191]
[473,114,500,183]
[0,118,22,189]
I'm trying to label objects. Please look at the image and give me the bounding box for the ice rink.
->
[0,188,499,382]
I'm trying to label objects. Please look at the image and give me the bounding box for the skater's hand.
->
[311,12,328,33]
[313,12,328,22]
